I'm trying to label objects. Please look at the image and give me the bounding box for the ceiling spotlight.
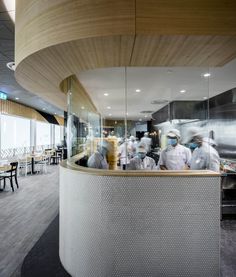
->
[135,89,141,93]
[54,113,57,115]
[6,62,16,71]
[107,106,111,109]
[139,118,142,121]
[144,115,148,118]
[81,106,85,109]
[126,112,129,115]
[104,93,109,96]
[43,108,46,111]
[203,96,208,100]
[109,113,112,116]
[203,73,211,78]
[15,97,19,100]
[180,89,186,94]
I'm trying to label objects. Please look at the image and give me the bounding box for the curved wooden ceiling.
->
[15,0,236,111]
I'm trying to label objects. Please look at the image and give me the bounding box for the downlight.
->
[6,62,16,71]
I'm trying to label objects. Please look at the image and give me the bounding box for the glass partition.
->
[67,59,236,172]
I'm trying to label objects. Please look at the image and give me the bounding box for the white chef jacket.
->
[190,142,220,172]
[158,144,192,170]
[129,156,156,170]
[87,151,108,169]
[118,142,131,166]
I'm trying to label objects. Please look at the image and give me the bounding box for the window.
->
[55,124,62,145]
[1,114,30,149]
[36,121,51,146]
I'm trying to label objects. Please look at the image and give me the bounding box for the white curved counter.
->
[59,162,220,277]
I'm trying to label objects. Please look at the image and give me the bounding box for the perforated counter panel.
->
[60,167,220,277]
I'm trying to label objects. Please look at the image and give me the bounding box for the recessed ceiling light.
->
[180,89,186,94]
[43,108,46,110]
[203,73,211,78]
[139,118,142,121]
[69,92,72,95]
[54,113,57,115]
[107,106,111,109]
[109,113,112,116]
[135,89,141,93]
[126,112,129,115]
[144,115,148,118]
[203,96,208,100]
[6,62,15,71]
[104,93,109,96]
[81,106,85,109]
[15,97,19,100]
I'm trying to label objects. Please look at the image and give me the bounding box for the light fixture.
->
[6,62,15,71]
[109,113,112,116]
[104,93,109,96]
[203,73,211,78]
[126,112,129,115]
[81,106,85,109]
[139,118,142,121]
[54,112,57,115]
[180,89,186,94]
[15,97,19,100]
[203,96,208,100]
[144,115,148,118]
[135,89,141,93]
[43,108,46,111]
[107,106,111,109]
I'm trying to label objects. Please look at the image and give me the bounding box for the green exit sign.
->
[0,92,7,100]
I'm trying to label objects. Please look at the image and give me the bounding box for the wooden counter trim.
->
[61,160,220,177]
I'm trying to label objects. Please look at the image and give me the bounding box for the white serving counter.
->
[59,161,220,277]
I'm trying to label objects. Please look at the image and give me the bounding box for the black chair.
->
[0,162,19,192]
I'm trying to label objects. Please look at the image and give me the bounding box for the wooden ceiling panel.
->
[15,35,135,110]
[131,35,236,66]
[15,0,135,65]
[136,0,236,35]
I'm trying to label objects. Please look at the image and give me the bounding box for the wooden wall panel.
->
[0,99,64,125]
[136,0,236,35]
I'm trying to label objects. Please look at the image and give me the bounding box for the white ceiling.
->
[78,58,236,120]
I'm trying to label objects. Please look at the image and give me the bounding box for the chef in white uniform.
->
[129,143,156,170]
[158,129,191,170]
[87,141,109,169]
[185,128,220,172]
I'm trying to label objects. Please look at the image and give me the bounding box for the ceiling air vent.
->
[151,100,169,105]
[140,110,154,113]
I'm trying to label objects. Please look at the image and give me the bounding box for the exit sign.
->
[0,92,7,100]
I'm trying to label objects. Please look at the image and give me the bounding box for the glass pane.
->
[55,125,61,146]
[36,121,51,146]
[1,114,30,149]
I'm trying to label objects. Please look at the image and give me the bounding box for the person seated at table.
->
[87,141,110,169]
[129,143,156,170]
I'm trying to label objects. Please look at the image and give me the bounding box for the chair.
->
[35,155,48,174]
[18,156,32,176]
[0,162,19,192]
